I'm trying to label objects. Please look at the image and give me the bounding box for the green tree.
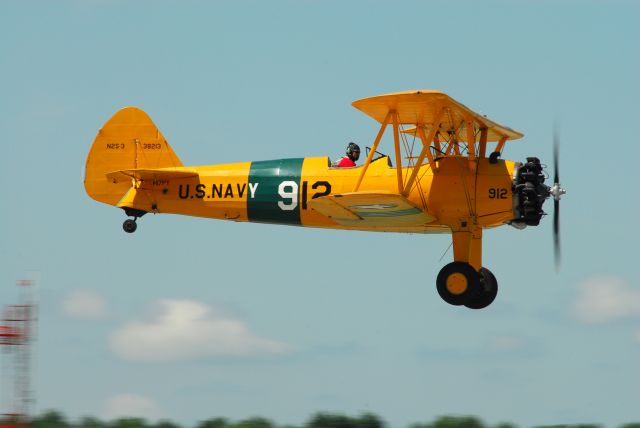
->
[493,423,518,428]
[196,418,229,428]
[532,425,601,428]
[355,414,384,428]
[31,410,70,428]
[77,416,108,428]
[411,416,486,428]
[307,413,351,428]
[307,413,384,428]
[109,418,150,428]
[152,420,181,428]
[232,417,274,428]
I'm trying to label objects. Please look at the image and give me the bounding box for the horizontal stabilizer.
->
[106,168,198,184]
[309,192,434,227]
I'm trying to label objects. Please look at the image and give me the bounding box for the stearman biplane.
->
[85,90,565,309]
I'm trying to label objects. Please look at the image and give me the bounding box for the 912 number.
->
[277,180,331,211]
[488,188,508,199]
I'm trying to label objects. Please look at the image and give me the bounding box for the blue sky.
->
[1,1,639,427]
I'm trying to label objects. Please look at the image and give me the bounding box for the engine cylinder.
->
[511,157,550,227]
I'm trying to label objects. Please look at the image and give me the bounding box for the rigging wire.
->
[399,125,428,210]
[452,120,475,218]
[439,241,453,262]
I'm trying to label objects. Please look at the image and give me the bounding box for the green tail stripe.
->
[247,158,304,225]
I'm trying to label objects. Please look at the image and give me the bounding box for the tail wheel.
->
[464,267,498,310]
[122,208,145,234]
[436,262,481,306]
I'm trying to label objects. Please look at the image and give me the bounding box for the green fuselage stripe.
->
[247,158,304,225]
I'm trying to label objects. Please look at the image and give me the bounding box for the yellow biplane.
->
[85,90,565,309]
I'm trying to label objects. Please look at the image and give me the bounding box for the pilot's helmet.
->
[346,142,360,160]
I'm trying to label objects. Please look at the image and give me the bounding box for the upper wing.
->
[352,90,523,142]
[105,168,198,183]
[309,191,434,227]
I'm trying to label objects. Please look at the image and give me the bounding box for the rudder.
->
[84,107,183,206]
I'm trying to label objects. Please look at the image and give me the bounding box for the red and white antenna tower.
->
[1,279,36,428]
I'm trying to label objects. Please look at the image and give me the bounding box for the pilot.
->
[336,142,360,167]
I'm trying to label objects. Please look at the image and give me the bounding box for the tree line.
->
[2,410,639,428]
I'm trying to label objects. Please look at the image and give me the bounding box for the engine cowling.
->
[511,157,550,228]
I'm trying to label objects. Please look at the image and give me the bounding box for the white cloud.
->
[110,299,290,362]
[573,276,640,324]
[63,289,108,320]
[102,393,161,421]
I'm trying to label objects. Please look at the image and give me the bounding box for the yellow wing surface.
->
[352,90,523,143]
[349,90,524,196]
[309,192,434,228]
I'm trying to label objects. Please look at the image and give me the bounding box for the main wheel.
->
[123,219,137,233]
[436,262,481,306]
[464,267,498,309]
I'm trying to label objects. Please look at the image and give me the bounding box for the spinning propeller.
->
[548,128,566,270]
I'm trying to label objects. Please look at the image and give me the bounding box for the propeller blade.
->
[552,125,562,271]
[554,198,561,270]
[553,129,560,185]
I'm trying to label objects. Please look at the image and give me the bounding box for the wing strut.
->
[354,110,392,192]
[402,107,445,196]
[392,112,403,193]
[495,136,507,154]
[465,116,476,160]
[478,127,488,158]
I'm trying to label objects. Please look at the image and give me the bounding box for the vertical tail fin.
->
[84,107,183,206]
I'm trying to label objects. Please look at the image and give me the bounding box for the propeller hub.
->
[549,183,566,201]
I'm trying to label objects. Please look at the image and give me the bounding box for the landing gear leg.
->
[437,227,499,308]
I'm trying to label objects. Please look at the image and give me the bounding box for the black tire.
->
[436,262,481,306]
[465,267,498,309]
[123,219,137,233]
